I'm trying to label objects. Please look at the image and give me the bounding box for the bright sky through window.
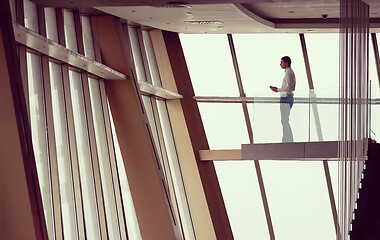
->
[177,33,377,239]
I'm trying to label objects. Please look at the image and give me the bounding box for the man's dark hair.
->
[281,56,291,66]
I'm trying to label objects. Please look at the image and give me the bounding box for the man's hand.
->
[270,86,278,92]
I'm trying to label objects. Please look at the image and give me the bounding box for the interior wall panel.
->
[0,0,47,239]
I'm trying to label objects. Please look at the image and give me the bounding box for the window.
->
[27,51,55,240]
[130,26,195,239]
[180,33,341,239]
[50,61,78,240]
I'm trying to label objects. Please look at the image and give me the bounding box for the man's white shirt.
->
[277,67,296,96]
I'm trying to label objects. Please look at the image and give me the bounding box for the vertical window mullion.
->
[38,6,64,239]
[27,51,55,240]
[41,54,64,240]
[64,8,108,238]
[74,10,110,238]
[49,61,79,240]
[55,8,66,47]
[69,69,102,240]
[55,6,86,239]
[128,26,148,82]
[89,76,122,240]
[142,30,162,87]
[80,72,109,240]
[45,7,59,43]
[137,28,153,84]
[81,15,96,61]
[63,9,78,52]
[61,64,86,240]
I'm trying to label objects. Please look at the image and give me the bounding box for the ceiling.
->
[33,0,380,33]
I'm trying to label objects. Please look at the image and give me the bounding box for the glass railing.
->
[246,91,337,144]
[196,89,380,148]
[249,90,380,144]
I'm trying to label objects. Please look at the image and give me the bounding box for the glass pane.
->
[82,16,96,61]
[233,34,309,98]
[24,0,39,32]
[88,77,121,240]
[49,62,78,239]
[306,34,339,98]
[249,101,310,143]
[310,103,339,141]
[261,161,336,239]
[198,103,249,149]
[369,34,380,98]
[142,96,190,239]
[109,105,142,240]
[45,8,59,43]
[129,27,147,82]
[179,34,240,96]
[156,100,195,239]
[215,161,270,239]
[142,30,162,87]
[370,104,380,142]
[27,52,54,239]
[69,70,100,240]
[64,10,78,52]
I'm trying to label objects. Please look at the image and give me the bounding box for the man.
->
[270,56,296,142]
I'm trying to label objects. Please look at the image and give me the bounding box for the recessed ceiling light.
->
[152,1,192,8]
[185,20,223,25]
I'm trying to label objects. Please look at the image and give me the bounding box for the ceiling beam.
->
[234,3,275,28]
